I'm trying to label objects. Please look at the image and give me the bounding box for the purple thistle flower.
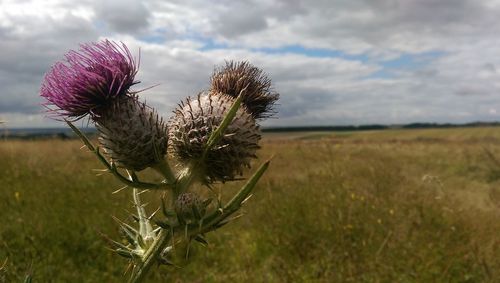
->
[40,40,139,120]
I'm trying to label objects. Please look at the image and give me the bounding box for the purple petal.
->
[40,40,139,120]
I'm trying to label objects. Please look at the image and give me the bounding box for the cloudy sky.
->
[2,0,500,128]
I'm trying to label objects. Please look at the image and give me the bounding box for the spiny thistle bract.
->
[95,96,168,171]
[169,92,261,183]
[40,40,138,120]
[175,192,203,223]
[210,61,279,119]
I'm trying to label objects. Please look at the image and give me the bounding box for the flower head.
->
[210,61,279,119]
[175,192,203,223]
[40,40,138,120]
[96,95,168,171]
[169,92,261,183]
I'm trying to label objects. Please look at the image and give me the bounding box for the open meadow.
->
[1,127,500,282]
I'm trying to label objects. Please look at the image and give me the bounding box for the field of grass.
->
[1,127,500,282]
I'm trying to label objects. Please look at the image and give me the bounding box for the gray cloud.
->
[214,10,268,38]
[95,0,150,33]
[2,0,500,127]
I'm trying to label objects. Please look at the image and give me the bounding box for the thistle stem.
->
[174,162,203,197]
[128,229,171,283]
[153,159,176,186]
[128,160,270,283]
[132,188,153,241]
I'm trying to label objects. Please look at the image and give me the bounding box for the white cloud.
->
[1,0,500,127]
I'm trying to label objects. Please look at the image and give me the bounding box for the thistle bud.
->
[95,96,168,171]
[175,192,203,222]
[210,61,279,119]
[169,92,261,182]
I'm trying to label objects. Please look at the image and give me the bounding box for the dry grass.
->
[1,127,499,282]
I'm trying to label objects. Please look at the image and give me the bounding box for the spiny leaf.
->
[154,220,171,230]
[202,160,270,227]
[202,198,213,208]
[66,120,95,151]
[226,160,269,208]
[192,204,202,220]
[205,92,244,152]
[213,219,230,230]
[131,187,153,239]
[136,235,146,250]
[194,235,208,246]
[105,237,131,251]
[116,248,141,260]
[119,225,139,246]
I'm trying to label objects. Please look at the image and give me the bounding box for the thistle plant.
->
[210,61,279,119]
[40,40,278,282]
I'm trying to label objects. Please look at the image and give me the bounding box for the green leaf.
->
[154,220,171,230]
[189,160,270,234]
[202,198,213,208]
[204,93,244,152]
[113,217,139,246]
[65,120,95,151]
[136,235,146,249]
[213,220,230,230]
[194,235,208,246]
[116,248,141,260]
[131,187,153,240]
[192,204,202,220]
[225,160,269,211]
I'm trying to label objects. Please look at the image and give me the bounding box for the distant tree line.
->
[400,122,500,129]
[263,121,500,132]
[262,124,388,132]
[2,122,500,139]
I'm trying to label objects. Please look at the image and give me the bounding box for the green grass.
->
[1,127,500,282]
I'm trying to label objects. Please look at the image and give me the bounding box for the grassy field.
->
[1,127,500,282]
